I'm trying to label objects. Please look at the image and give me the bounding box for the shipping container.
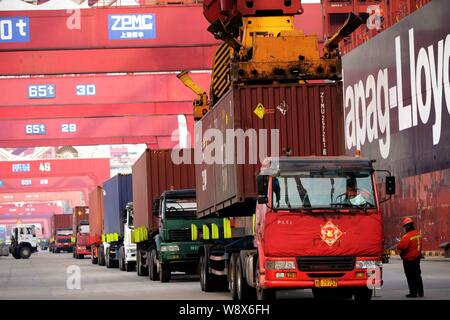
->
[72,207,89,234]
[103,174,133,236]
[88,186,104,245]
[133,149,196,231]
[342,0,450,251]
[52,214,72,234]
[195,82,344,218]
[321,0,432,54]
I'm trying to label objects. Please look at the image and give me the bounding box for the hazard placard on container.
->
[253,103,265,119]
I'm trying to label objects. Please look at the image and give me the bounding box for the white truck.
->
[9,224,38,259]
[118,202,136,271]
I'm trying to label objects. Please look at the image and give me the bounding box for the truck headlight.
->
[265,260,296,270]
[161,245,179,252]
[356,260,382,269]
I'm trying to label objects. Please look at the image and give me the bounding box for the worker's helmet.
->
[402,217,414,226]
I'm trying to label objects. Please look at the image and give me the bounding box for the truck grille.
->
[297,257,355,272]
[168,229,191,242]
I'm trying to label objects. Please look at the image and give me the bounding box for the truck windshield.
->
[272,171,376,210]
[165,198,197,218]
[79,225,90,234]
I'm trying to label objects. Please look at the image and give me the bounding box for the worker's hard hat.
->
[402,217,414,226]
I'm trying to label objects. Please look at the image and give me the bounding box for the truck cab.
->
[252,156,395,300]
[74,221,90,259]
[118,202,137,272]
[9,224,38,259]
[149,189,222,282]
[54,228,73,253]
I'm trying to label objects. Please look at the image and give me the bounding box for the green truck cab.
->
[149,189,222,282]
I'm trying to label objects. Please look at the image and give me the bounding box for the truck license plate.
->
[314,279,338,288]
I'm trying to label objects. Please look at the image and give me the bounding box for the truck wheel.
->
[91,249,98,264]
[229,254,238,300]
[126,261,135,272]
[119,247,125,271]
[20,246,32,259]
[353,288,373,302]
[256,286,276,300]
[149,249,159,281]
[78,254,84,259]
[12,249,21,259]
[98,247,105,266]
[160,263,171,283]
[56,248,60,254]
[105,249,111,268]
[255,258,275,300]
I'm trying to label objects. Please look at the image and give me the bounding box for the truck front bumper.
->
[263,279,382,289]
[76,246,91,255]
[262,270,383,289]
[125,246,137,262]
[159,241,201,265]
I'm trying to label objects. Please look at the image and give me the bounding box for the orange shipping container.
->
[88,187,104,245]
[132,149,195,232]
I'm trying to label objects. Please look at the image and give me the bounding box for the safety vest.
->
[397,230,423,260]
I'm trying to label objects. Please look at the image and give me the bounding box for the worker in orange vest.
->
[397,217,424,298]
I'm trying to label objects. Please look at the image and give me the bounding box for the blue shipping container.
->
[103,174,133,235]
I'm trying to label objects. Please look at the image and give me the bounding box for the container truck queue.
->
[31,85,396,301]
[34,147,395,302]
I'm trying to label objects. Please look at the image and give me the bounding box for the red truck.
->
[88,187,105,265]
[50,214,73,254]
[72,206,90,259]
[193,82,396,301]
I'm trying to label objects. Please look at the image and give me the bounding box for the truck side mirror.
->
[256,175,269,204]
[386,176,396,195]
[152,198,160,216]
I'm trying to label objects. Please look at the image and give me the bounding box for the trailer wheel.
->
[200,254,215,292]
[236,256,255,300]
[353,288,373,302]
[137,250,149,276]
[149,249,159,281]
[229,254,238,300]
[160,263,171,283]
[119,247,125,271]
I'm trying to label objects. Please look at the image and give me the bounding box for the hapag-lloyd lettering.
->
[344,28,450,159]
